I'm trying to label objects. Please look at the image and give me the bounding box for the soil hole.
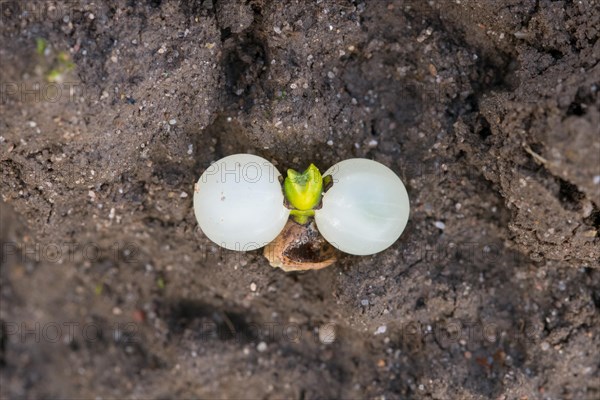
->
[557,178,585,211]
[161,299,259,342]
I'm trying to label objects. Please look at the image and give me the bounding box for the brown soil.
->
[1,1,599,399]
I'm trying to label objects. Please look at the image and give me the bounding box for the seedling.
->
[34,37,75,83]
[193,154,410,270]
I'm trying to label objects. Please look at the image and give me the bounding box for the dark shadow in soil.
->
[159,298,260,343]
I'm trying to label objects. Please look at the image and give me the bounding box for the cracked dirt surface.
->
[1,1,599,399]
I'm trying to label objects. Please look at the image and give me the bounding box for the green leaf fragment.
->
[36,38,47,55]
[57,51,75,70]
[157,277,165,290]
[46,69,62,82]
[94,283,103,295]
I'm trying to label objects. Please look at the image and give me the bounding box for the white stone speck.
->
[434,221,446,230]
[318,323,336,344]
[257,342,267,352]
[541,342,550,351]
[250,282,257,292]
[375,325,387,335]
[326,140,334,146]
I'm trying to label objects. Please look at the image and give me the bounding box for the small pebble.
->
[257,342,267,352]
[374,325,387,335]
[541,342,550,351]
[169,119,177,125]
[428,63,437,76]
[360,299,369,306]
[326,140,334,146]
[250,282,257,292]
[434,221,446,230]
[132,309,146,323]
[318,323,336,344]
